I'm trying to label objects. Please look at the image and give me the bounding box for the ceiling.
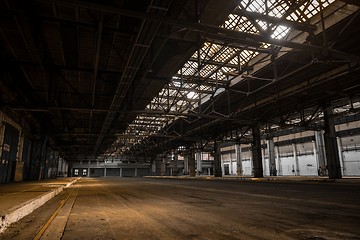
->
[0,0,359,162]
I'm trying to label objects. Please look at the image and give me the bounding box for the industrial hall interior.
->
[1,0,360,239]
[1,0,360,182]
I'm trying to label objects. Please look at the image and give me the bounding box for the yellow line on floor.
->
[33,188,75,240]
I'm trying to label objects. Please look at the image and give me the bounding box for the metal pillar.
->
[323,107,342,179]
[229,152,233,175]
[252,125,263,178]
[267,139,277,176]
[213,141,222,177]
[183,153,189,175]
[196,150,202,175]
[189,147,196,177]
[161,157,166,176]
[262,141,266,175]
[312,140,319,176]
[235,144,242,176]
[314,130,327,176]
[292,143,299,176]
[275,146,281,176]
[172,151,178,176]
[151,160,156,176]
[336,137,345,176]
[249,155,253,176]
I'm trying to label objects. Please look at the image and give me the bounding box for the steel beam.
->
[232,8,317,33]
[93,2,172,156]
[89,13,104,132]
[234,62,359,114]
[52,0,360,62]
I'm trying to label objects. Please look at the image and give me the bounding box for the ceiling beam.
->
[167,85,214,94]
[172,75,228,87]
[232,8,317,33]
[89,13,104,132]
[188,57,238,69]
[235,62,359,114]
[53,0,360,62]
[8,105,252,124]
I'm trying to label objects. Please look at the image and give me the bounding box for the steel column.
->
[314,130,327,176]
[172,150,178,176]
[189,147,196,177]
[161,157,166,176]
[213,141,222,177]
[196,150,202,175]
[183,153,189,175]
[252,125,263,178]
[292,143,300,176]
[267,139,277,176]
[275,146,281,175]
[323,107,342,179]
[235,144,242,176]
[336,137,345,176]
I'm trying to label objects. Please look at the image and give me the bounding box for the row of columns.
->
[265,138,326,177]
[160,107,342,179]
[252,108,341,179]
[262,108,341,178]
[261,107,342,179]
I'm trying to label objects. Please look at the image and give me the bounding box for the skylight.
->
[114,0,337,155]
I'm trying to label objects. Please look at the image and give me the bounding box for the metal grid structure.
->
[0,0,359,162]
[112,0,345,156]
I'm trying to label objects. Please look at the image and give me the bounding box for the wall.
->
[0,111,65,182]
[219,123,360,177]
[0,123,19,183]
[72,161,151,177]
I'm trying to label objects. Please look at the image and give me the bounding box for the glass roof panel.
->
[118,0,338,154]
[247,0,266,13]
[256,20,268,31]
[225,15,258,34]
[200,64,218,78]
[271,25,290,39]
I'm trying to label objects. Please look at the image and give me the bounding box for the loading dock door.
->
[137,168,150,176]
[122,168,135,177]
[0,144,10,183]
[0,123,19,183]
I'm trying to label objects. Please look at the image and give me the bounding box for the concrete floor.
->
[1,177,360,240]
